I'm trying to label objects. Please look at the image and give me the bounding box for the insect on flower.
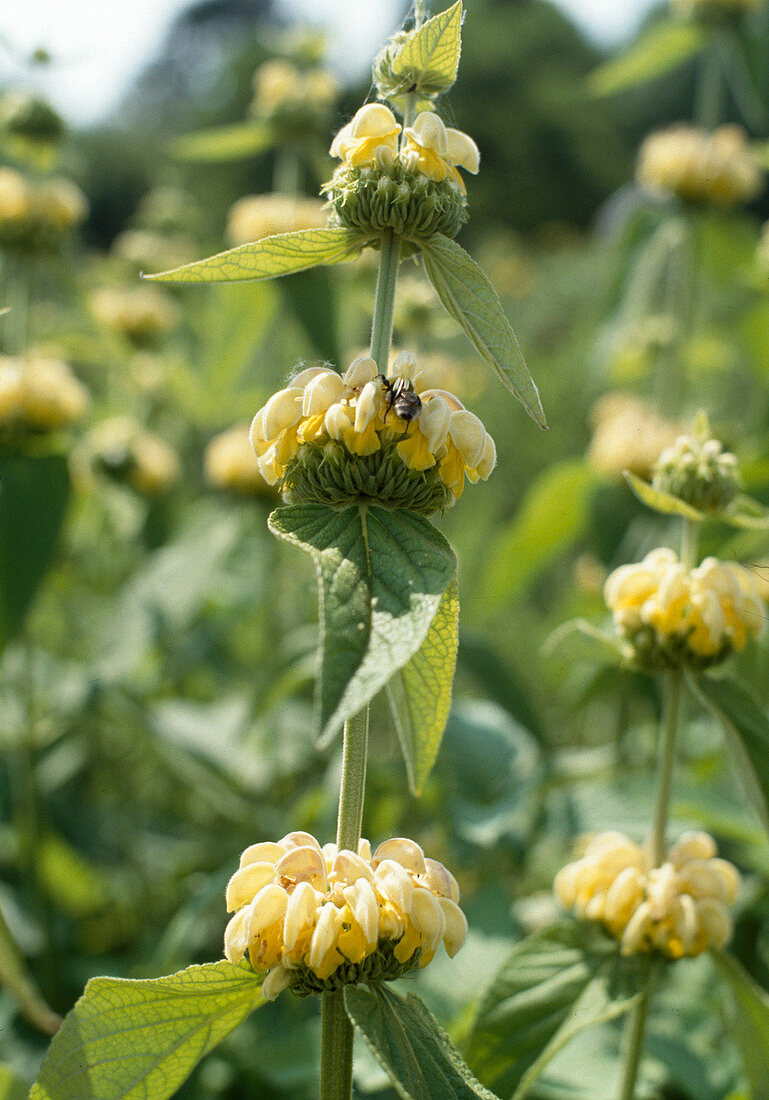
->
[378,374,423,422]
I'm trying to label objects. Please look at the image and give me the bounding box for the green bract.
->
[374,2,463,111]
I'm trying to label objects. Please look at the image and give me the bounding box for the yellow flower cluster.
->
[605,547,763,668]
[252,60,339,119]
[555,831,739,958]
[0,355,90,435]
[89,287,181,344]
[224,832,467,999]
[0,168,88,251]
[226,194,326,247]
[330,104,479,190]
[250,354,495,511]
[637,124,762,207]
[79,416,181,496]
[588,393,683,481]
[204,424,274,497]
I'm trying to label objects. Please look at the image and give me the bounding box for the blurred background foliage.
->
[1,0,769,1096]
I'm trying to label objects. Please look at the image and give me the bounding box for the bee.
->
[378,374,423,422]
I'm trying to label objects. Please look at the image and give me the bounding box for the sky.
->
[0,0,658,127]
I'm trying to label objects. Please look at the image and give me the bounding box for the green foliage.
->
[31,962,264,1100]
[589,21,705,98]
[344,983,497,1100]
[467,922,652,1099]
[145,228,366,284]
[387,579,459,795]
[484,461,598,605]
[624,471,706,521]
[420,234,546,428]
[0,452,70,648]
[0,1065,27,1100]
[392,2,463,100]
[278,266,340,365]
[268,504,456,745]
[173,122,273,163]
[714,952,769,1099]
[689,673,769,836]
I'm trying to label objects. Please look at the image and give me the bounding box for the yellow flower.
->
[90,286,181,344]
[226,194,326,247]
[224,832,466,998]
[80,416,181,496]
[249,355,494,512]
[588,393,683,482]
[204,425,275,497]
[637,124,762,207]
[330,103,401,169]
[604,548,763,669]
[401,112,480,189]
[0,354,90,435]
[555,830,739,958]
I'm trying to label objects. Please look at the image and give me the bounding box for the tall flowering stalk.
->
[29,7,544,1099]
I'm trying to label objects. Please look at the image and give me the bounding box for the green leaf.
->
[343,983,496,1100]
[484,461,598,604]
[392,2,463,98]
[0,1065,28,1100]
[387,578,459,795]
[689,673,769,836]
[544,618,625,667]
[589,21,705,97]
[714,952,769,1100]
[269,504,456,745]
[0,452,70,648]
[466,922,650,1099]
[420,234,546,428]
[172,121,273,162]
[0,902,60,1035]
[144,228,366,285]
[722,494,769,530]
[31,961,264,1100]
[624,470,705,521]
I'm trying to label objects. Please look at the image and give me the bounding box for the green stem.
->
[650,668,683,868]
[680,517,700,571]
[617,981,654,1100]
[336,706,369,850]
[273,146,302,196]
[5,257,32,355]
[320,988,355,1100]
[369,229,401,372]
[694,33,724,130]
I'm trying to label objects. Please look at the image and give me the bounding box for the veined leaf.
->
[624,471,705,521]
[484,461,598,605]
[269,504,456,745]
[30,961,264,1100]
[713,951,769,1100]
[387,578,459,795]
[689,672,769,836]
[420,234,546,428]
[0,453,70,649]
[144,228,366,285]
[392,2,463,98]
[589,21,705,97]
[173,121,273,162]
[466,922,650,1099]
[344,983,496,1100]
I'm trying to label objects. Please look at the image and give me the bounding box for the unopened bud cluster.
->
[0,90,64,145]
[637,125,762,207]
[588,393,683,481]
[250,354,495,513]
[373,29,456,113]
[605,547,763,670]
[224,832,467,1000]
[226,194,326,247]
[0,168,88,252]
[324,105,478,242]
[0,355,89,440]
[250,60,339,140]
[652,433,740,512]
[555,831,739,959]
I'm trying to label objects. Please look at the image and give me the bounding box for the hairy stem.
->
[680,517,700,571]
[369,228,401,372]
[336,706,369,851]
[617,981,654,1100]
